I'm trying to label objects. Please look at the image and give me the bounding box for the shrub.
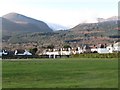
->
[72,52,119,58]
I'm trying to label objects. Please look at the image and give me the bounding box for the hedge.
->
[72,52,119,58]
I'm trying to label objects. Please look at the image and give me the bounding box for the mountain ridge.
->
[2,12,53,33]
[2,13,119,50]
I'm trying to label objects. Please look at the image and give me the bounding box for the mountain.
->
[97,16,118,22]
[2,12,53,33]
[66,17,119,44]
[2,15,119,49]
[70,17,118,36]
[46,22,69,31]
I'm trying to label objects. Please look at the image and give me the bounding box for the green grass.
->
[0,60,2,89]
[2,58,118,88]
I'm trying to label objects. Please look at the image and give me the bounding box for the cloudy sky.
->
[0,0,119,27]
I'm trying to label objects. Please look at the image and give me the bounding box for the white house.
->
[91,48,98,53]
[113,42,120,52]
[83,45,91,53]
[106,45,113,53]
[93,43,114,54]
[15,50,32,55]
[2,50,8,55]
[97,48,110,54]
[46,51,59,58]
[60,48,71,55]
[91,42,120,54]
[43,49,59,58]
[75,47,83,54]
[91,45,98,53]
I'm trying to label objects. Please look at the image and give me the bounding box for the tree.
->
[29,48,38,55]
[47,44,54,49]
[63,44,71,48]
[100,44,104,48]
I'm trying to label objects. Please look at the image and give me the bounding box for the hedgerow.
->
[72,52,119,58]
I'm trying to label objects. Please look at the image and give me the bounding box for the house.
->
[97,48,110,54]
[106,45,113,53]
[76,47,83,54]
[91,45,98,53]
[43,49,59,58]
[83,45,91,53]
[71,47,83,54]
[46,51,59,58]
[101,42,120,53]
[1,50,16,56]
[60,48,71,55]
[15,49,32,55]
[97,44,113,54]
[1,50,8,55]
[113,42,120,52]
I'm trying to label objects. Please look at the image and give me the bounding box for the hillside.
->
[2,14,119,50]
[70,20,118,37]
[2,12,53,34]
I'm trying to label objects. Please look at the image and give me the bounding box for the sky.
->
[0,0,119,28]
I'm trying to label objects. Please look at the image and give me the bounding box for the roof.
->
[114,42,120,47]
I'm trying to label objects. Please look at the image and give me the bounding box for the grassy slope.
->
[2,58,118,88]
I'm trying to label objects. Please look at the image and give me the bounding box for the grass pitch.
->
[2,58,118,88]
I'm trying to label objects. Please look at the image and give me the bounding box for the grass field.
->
[0,60,2,89]
[2,58,118,88]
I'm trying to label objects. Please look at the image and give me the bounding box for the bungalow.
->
[97,48,110,54]
[106,45,113,53]
[71,47,83,54]
[97,44,113,54]
[2,50,8,55]
[113,42,120,52]
[60,48,71,55]
[46,51,59,58]
[43,49,59,58]
[91,45,98,53]
[15,49,32,55]
[76,47,83,54]
[83,45,91,53]
[100,42,120,53]
[91,44,113,54]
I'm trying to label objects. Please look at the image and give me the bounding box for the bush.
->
[72,52,119,58]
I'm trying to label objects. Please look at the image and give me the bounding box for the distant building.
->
[15,49,32,55]
[91,45,98,53]
[113,42,120,52]
[0,50,8,56]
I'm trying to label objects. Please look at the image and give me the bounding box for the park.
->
[2,57,118,88]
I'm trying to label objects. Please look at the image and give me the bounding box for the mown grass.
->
[0,60,2,89]
[2,58,118,88]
